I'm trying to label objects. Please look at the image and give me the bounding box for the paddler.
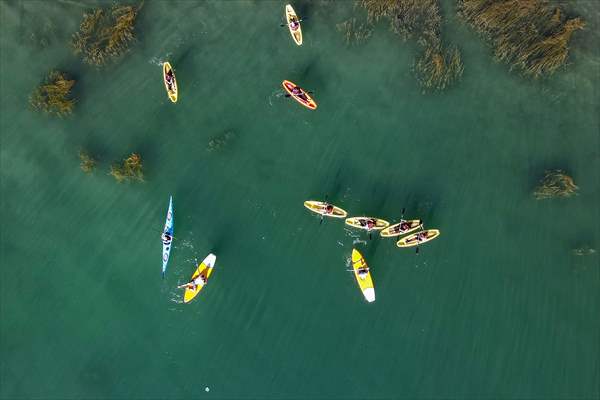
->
[366,218,376,230]
[162,232,172,245]
[324,204,334,214]
[185,272,207,290]
[357,266,369,279]
[289,19,300,31]
[417,231,428,241]
[398,221,410,232]
[165,68,175,90]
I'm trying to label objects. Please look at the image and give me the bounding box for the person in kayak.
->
[186,272,207,290]
[357,266,369,279]
[324,204,334,214]
[165,69,175,90]
[162,232,172,245]
[399,221,410,232]
[366,218,376,230]
[417,231,428,241]
[289,19,300,31]
[290,85,309,101]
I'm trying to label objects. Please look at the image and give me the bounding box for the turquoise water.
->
[1,1,599,398]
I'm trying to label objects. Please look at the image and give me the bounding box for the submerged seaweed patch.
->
[110,153,144,183]
[533,169,578,199]
[29,71,76,117]
[457,0,585,77]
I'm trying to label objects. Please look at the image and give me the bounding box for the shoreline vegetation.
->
[72,2,144,66]
[354,0,464,92]
[533,170,579,199]
[110,153,144,183]
[457,0,585,77]
[29,71,76,117]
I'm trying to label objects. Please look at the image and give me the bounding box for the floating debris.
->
[457,0,585,77]
[533,169,578,199]
[29,71,76,117]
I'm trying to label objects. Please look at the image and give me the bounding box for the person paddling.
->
[357,266,369,279]
[165,69,175,90]
[184,272,207,291]
[162,232,172,245]
[324,204,334,215]
[289,19,300,31]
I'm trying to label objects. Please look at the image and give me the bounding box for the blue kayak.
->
[161,196,174,277]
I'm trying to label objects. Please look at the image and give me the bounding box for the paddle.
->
[320,195,329,225]
[280,17,307,27]
[285,91,314,97]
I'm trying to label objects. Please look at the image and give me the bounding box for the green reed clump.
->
[457,0,585,77]
[572,245,596,256]
[110,153,144,182]
[356,0,462,92]
[79,150,97,173]
[416,45,463,91]
[207,130,237,152]
[533,169,578,199]
[29,71,76,117]
[336,18,374,46]
[72,2,143,66]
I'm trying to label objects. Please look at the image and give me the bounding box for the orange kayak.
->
[282,80,317,110]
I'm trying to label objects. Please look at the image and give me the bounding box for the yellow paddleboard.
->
[285,4,302,45]
[182,253,216,303]
[352,249,375,303]
[163,62,178,103]
[304,200,347,218]
[396,229,440,248]
[380,219,422,238]
[345,217,389,231]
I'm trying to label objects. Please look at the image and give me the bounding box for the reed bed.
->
[29,71,76,117]
[457,0,585,77]
[533,169,578,199]
[79,150,97,173]
[72,3,143,66]
[110,153,144,183]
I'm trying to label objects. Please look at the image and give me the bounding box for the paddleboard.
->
[351,249,375,303]
[163,62,178,103]
[304,200,347,218]
[396,229,440,248]
[161,196,174,277]
[345,217,389,231]
[285,4,303,45]
[380,219,422,238]
[183,253,216,304]
[282,80,317,110]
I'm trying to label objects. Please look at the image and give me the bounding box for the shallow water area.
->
[1,1,599,399]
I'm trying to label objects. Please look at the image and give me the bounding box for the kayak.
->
[285,4,302,46]
[303,200,347,218]
[345,217,389,231]
[351,249,375,303]
[282,80,317,110]
[396,229,440,248]
[380,219,422,238]
[163,62,178,103]
[161,196,174,277]
[182,253,216,304]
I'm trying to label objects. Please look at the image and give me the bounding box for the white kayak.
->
[161,196,174,277]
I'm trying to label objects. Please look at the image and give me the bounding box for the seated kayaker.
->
[417,231,428,241]
[291,86,302,96]
[162,232,172,245]
[399,221,410,232]
[366,219,376,229]
[186,273,207,290]
[165,70,174,89]
[289,20,300,31]
[357,267,369,279]
[324,204,334,214]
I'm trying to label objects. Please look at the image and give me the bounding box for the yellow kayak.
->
[163,62,178,103]
[351,249,375,303]
[285,4,302,45]
[380,219,422,238]
[180,253,216,303]
[345,217,389,231]
[396,229,440,248]
[303,200,347,218]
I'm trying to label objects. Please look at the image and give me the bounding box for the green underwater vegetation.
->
[110,153,144,183]
[533,170,579,199]
[457,0,585,77]
[29,71,76,117]
[78,150,97,174]
[72,2,143,66]
[336,18,374,46]
[207,130,237,152]
[356,0,463,92]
